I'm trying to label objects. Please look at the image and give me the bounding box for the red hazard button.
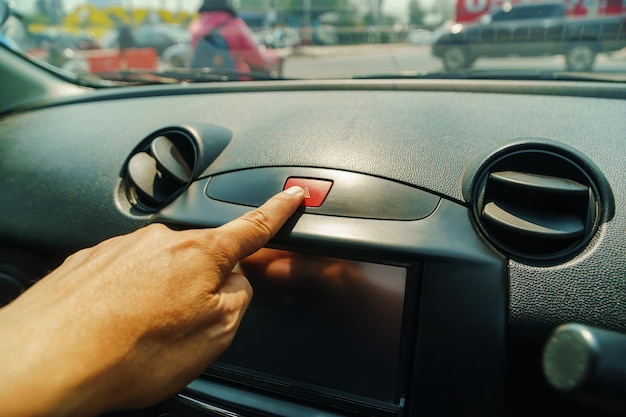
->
[284,178,333,207]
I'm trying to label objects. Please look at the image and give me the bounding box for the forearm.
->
[0,304,86,417]
[0,280,127,417]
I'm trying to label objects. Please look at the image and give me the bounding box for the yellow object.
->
[27,5,196,41]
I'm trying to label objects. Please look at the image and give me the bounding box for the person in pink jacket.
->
[189,0,281,76]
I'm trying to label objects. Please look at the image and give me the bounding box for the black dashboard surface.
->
[0,80,625,416]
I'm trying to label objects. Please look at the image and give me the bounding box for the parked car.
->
[432,2,626,71]
[256,27,301,49]
[162,40,191,68]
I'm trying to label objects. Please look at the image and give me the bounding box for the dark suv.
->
[432,2,626,71]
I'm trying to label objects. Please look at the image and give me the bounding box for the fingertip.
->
[284,185,305,198]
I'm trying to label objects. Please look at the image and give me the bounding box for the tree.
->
[408,0,425,26]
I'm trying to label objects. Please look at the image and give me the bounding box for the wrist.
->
[0,302,107,417]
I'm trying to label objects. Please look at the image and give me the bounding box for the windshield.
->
[1,0,625,83]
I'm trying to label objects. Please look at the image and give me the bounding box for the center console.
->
[153,167,507,416]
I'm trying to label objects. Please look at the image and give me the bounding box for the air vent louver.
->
[125,131,196,212]
[471,148,602,262]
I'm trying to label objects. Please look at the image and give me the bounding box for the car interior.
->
[1,3,625,416]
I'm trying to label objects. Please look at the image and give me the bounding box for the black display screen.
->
[215,249,409,405]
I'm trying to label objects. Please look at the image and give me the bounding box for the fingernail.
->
[284,186,304,196]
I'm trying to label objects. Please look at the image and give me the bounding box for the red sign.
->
[455,0,626,23]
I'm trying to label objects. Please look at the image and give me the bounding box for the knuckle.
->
[142,222,171,238]
[239,208,274,238]
[231,276,254,308]
[200,238,237,278]
[219,307,245,339]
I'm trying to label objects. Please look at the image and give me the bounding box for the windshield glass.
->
[1,0,625,82]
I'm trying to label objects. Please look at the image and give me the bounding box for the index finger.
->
[212,186,305,269]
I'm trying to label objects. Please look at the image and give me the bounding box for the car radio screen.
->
[216,249,408,404]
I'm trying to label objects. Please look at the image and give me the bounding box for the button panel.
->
[205,167,440,220]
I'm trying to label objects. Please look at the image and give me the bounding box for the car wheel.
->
[442,46,471,72]
[565,43,596,72]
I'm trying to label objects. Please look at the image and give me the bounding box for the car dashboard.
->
[0,63,625,417]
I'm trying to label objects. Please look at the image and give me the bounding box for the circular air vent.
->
[123,130,197,212]
[470,145,605,262]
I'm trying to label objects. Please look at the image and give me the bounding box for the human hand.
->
[0,187,305,417]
